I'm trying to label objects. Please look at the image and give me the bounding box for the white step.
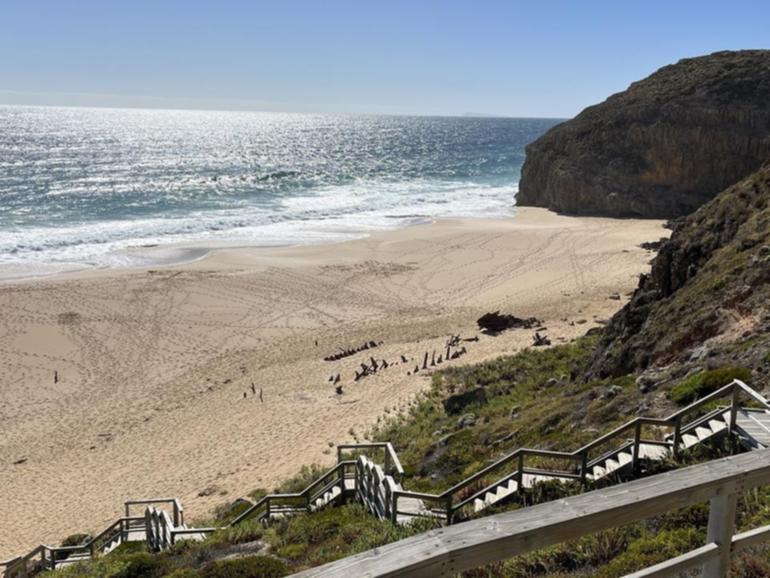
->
[709,418,727,433]
[616,451,632,466]
[682,433,699,448]
[638,443,670,461]
[695,426,713,440]
[313,485,343,510]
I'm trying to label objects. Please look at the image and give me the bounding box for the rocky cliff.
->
[518,50,770,218]
[589,161,770,379]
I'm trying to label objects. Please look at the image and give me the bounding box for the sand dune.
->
[0,208,666,555]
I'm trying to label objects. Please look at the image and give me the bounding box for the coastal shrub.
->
[276,464,327,494]
[211,499,253,525]
[164,570,201,578]
[198,556,289,578]
[112,552,172,578]
[209,520,266,548]
[592,527,704,577]
[670,366,752,405]
[60,533,91,547]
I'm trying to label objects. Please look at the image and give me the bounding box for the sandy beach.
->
[0,208,666,556]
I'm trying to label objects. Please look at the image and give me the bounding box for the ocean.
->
[0,105,560,277]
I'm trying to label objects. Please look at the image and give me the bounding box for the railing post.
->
[390,491,398,524]
[729,383,740,436]
[703,491,738,578]
[445,495,453,525]
[517,452,525,485]
[383,480,391,520]
[672,415,682,461]
[144,509,152,552]
[580,451,588,487]
[632,421,641,475]
[41,547,49,572]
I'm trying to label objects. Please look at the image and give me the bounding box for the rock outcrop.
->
[589,161,770,378]
[518,50,770,218]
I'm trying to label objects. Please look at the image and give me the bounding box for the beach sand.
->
[0,208,666,555]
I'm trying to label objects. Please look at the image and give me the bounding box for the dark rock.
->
[442,387,487,415]
[640,239,666,251]
[518,50,770,219]
[456,413,477,429]
[636,370,665,393]
[477,311,540,334]
[605,384,624,398]
[492,431,517,446]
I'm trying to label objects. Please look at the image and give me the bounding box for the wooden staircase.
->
[4,379,770,577]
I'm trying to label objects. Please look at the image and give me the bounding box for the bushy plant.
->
[198,556,289,578]
[670,367,752,405]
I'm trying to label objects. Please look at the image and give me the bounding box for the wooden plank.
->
[733,522,770,551]
[289,450,770,578]
[622,542,718,577]
[704,493,737,578]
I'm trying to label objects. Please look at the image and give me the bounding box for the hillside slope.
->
[590,161,770,381]
[517,50,770,218]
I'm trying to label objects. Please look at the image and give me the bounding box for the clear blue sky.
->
[1,0,768,118]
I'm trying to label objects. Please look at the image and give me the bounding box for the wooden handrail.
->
[231,461,355,526]
[6,379,769,577]
[289,450,770,578]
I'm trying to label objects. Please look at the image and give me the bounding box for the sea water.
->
[0,105,560,277]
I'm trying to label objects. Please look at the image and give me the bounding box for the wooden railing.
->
[290,449,770,578]
[126,498,184,527]
[1,512,145,577]
[144,507,218,551]
[386,379,770,524]
[4,380,768,576]
[338,442,405,483]
[230,460,358,525]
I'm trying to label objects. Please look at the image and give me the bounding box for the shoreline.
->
[0,214,447,284]
[0,208,667,555]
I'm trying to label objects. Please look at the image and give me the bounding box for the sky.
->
[1,0,769,118]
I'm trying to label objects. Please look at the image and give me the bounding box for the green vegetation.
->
[670,366,753,405]
[198,557,289,578]
[44,337,770,577]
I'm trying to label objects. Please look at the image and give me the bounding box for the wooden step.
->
[708,418,728,433]
[682,433,700,448]
[638,443,670,460]
[695,426,713,440]
[616,451,632,466]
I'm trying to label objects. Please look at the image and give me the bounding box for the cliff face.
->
[518,50,770,218]
[589,162,770,378]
